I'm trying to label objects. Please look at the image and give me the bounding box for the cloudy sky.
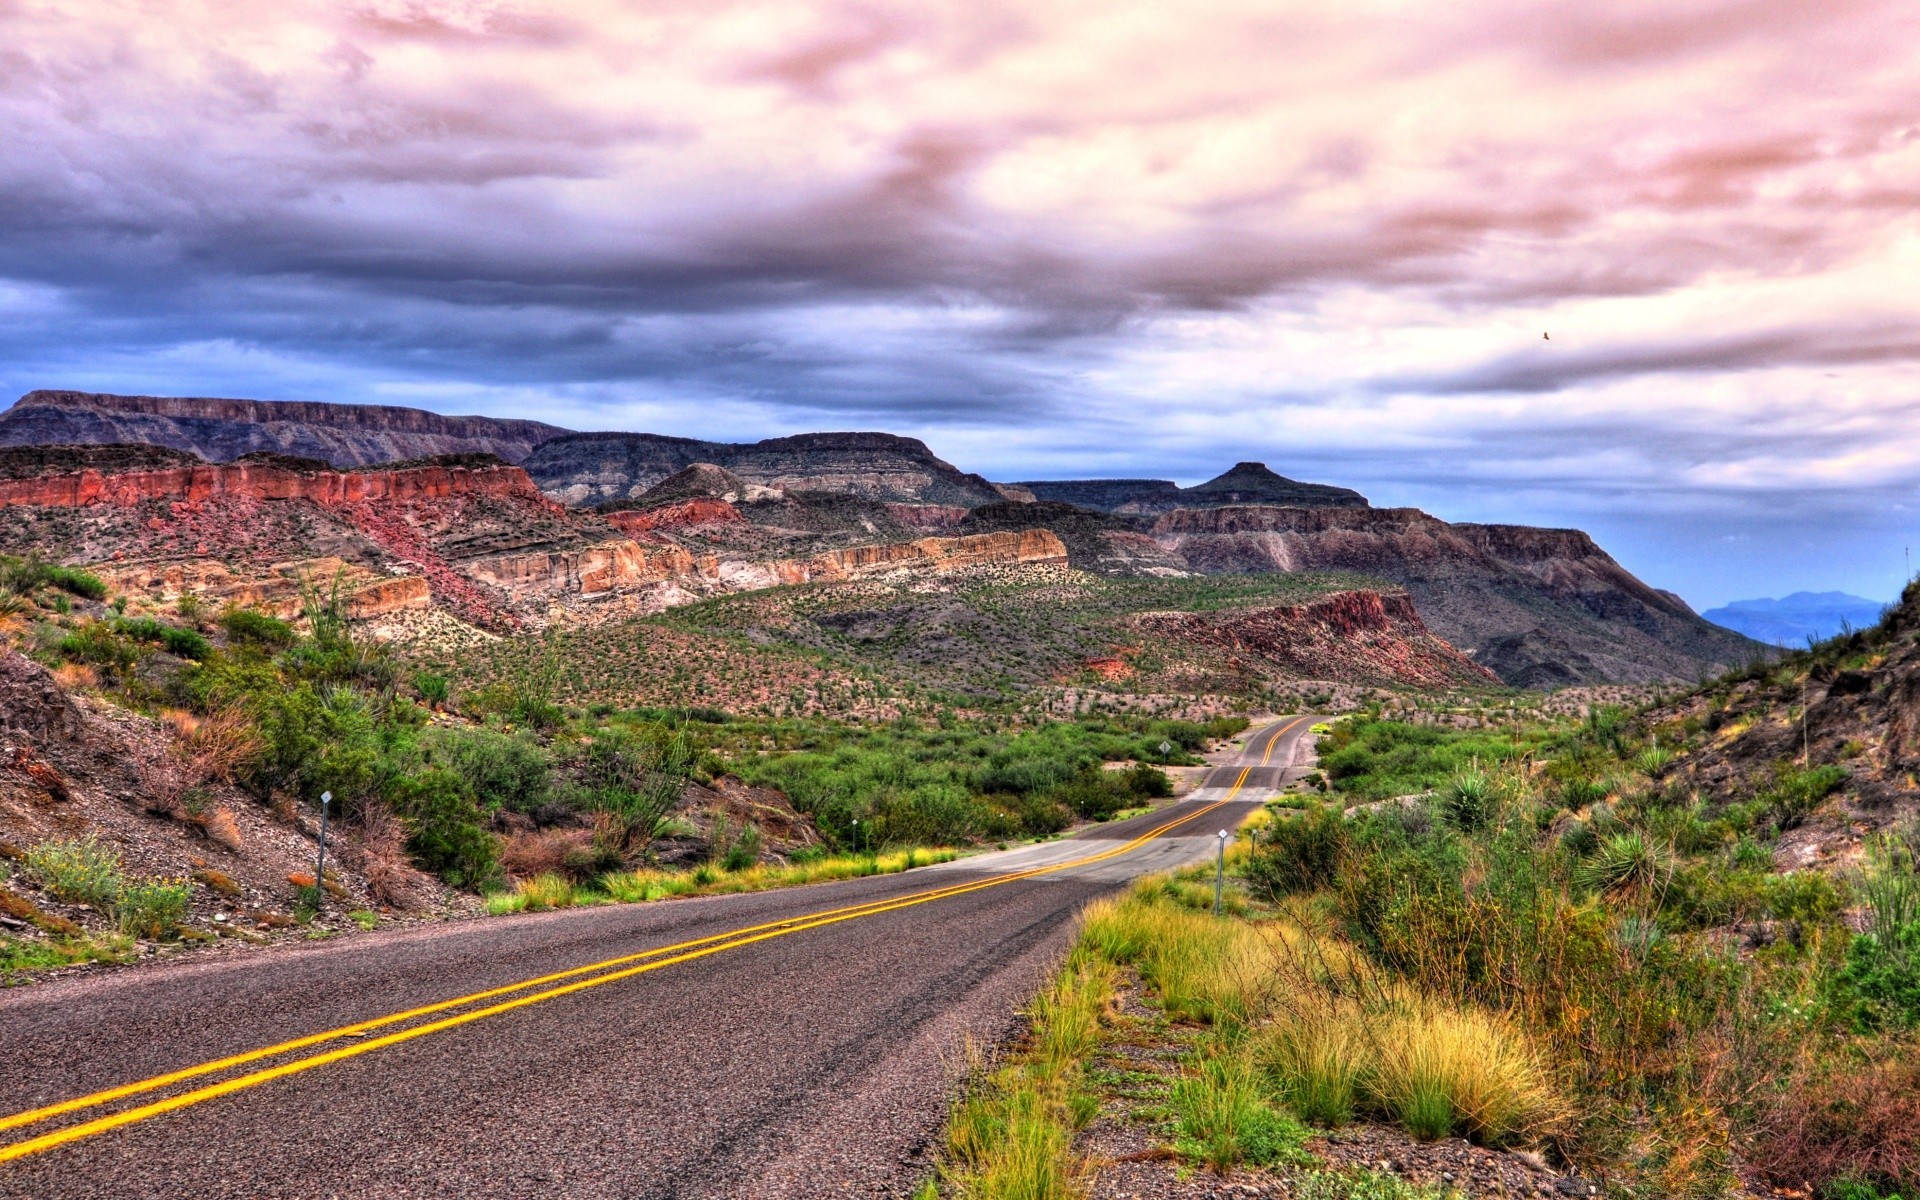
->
[3,0,1918,609]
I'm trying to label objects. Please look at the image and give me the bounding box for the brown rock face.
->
[761,529,1068,586]
[466,541,699,597]
[0,652,86,747]
[603,498,745,535]
[1135,590,1499,688]
[95,558,431,621]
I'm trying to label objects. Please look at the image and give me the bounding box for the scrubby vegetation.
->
[1241,705,1920,1198]
[8,568,1242,917]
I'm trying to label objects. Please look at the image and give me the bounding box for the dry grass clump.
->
[353,801,432,910]
[1363,995,1564,1147]
[1087,882,1565,1150]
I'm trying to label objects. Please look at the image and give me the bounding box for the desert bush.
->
[1243,805,1347,899]
[1574,830,1673,895]
[218,607,296,647]
[354,801,432,910]
[115,616,210,661]
[1748,1057,1920,1197]
[387,768,498,890]
[1364,998,1563,1147]
[425,725,551,814]
[513,873,581,912]
[1251,1001,1367,1127]
[1762,763,1849,832]
[55,621,141,676]
[1835,834,1920,1029]
[573,723,695,854]
[1440,769,1496,830]
[24,837,125,908]
[115,878,192,939]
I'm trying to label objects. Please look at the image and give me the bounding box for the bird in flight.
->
[1543,331,1550,340]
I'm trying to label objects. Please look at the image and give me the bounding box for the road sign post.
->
[1214,829,1228,916]
[315,791,331,903]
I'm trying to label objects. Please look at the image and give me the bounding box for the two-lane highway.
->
[0,716,1317,1199]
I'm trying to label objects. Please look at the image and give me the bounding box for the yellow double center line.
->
[0,718,1302,1166]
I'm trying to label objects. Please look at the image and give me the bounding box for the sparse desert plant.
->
[24,837,125,908]
[201,806,245,853]
[354,800,432,911]
[1293,1169,1453,1200]
[115,878,192,939]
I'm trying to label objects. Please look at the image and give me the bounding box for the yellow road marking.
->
[0,719,1302,1165]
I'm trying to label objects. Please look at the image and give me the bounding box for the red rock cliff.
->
[0,459,558,511]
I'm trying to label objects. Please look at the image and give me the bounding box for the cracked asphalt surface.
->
[0,718,1316,1199]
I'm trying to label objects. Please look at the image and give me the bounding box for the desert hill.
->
[523,430,1009,508]
[0,391,568,467]
[1642,580,1920,871]
[1020,461,1368,512]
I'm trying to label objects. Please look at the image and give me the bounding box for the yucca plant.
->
[1575,831,1673,895]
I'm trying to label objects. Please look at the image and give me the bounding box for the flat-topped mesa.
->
[0,391,571,467]
[1016,462,1367,514]
[0,448,556,510]
[524,430,1007,508]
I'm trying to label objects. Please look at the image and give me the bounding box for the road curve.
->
[0,716,1317,1200]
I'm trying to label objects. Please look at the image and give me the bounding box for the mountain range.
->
[0,389,1762,688]
[1702,592,1890,647]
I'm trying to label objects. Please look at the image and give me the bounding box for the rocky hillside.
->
[1642,580,1920,870]
[0,391,568,467]
[1145,505,1759,688]
[524,431,1009,508]
[0,446,1068,636]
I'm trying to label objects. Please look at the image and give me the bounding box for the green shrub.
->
[115,878,192,939]
[45,565,106,600]
[1762,764,1849,831]
[1440,769,1496,830]
[55,622,141,675]
[1172,1048,1311,1170]
[115,616,211,660]
[425,725,550,813]
[249,684,383,803]
[1243,805,1347,899]
[388,768,499,890]
[24,837,125,908]
[412,672,450,706]
[219,607,297,647]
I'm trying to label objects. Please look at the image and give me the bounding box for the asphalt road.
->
[0,716,1318,1199]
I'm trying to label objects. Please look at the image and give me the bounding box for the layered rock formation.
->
[525,430,1006,508]
[1020,462,1367,513]
[0,392,568,467]
[0,448,554,511]
[1135,590,1500,689]
[1146,505,1757,687]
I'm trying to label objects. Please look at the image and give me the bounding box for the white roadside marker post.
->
[315,791,332,904]
[1214,829,1229,916]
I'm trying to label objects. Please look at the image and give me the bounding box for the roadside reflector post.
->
[1214,829,1229,916]
[315,791,332,904]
